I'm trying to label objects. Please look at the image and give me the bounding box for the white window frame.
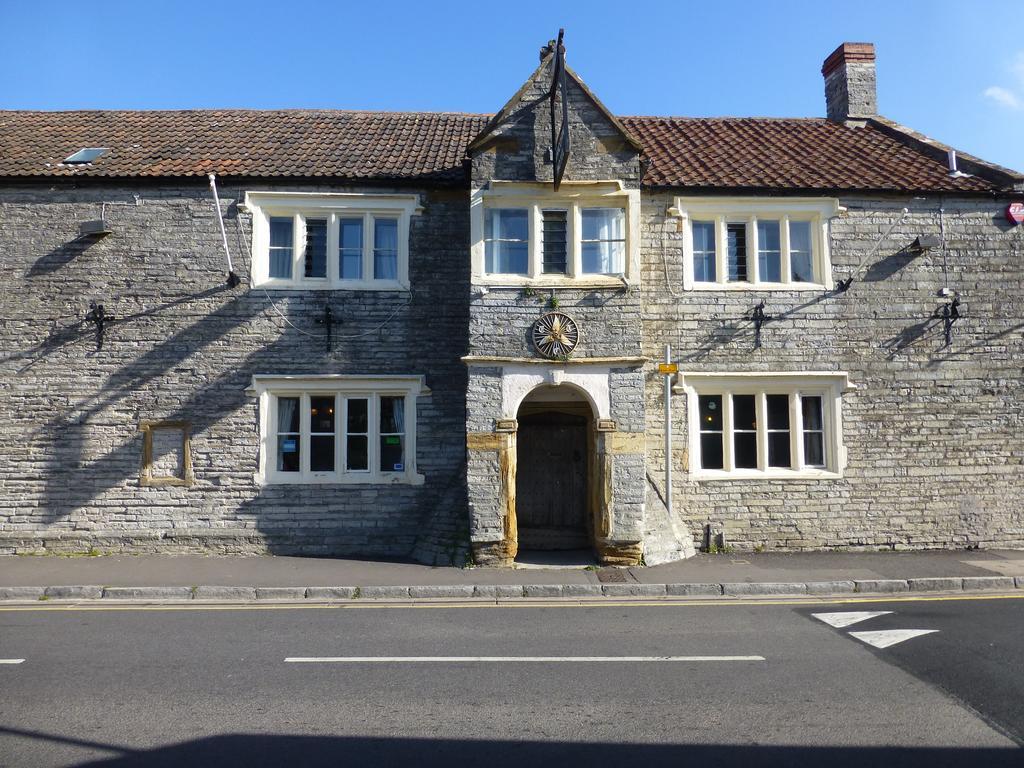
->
[246,375,428,485]
[671,197,842,291]
[471,181,641,288]
[674,371,853,480]
[245,192,422,290]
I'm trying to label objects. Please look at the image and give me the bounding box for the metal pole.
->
[665,344,672,516]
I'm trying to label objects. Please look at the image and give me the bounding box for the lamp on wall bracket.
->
[751,300,772,349]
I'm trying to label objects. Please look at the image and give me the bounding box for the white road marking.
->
[848,629,939,649]
[812,610,893,628]
[0,659,25,664]
[285,655,765,663]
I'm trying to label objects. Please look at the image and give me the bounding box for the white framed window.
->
[246,375,428,485]
[675,372,853,479]
[471,182,641,286]
[245,192,422,290]
[671,198,842,290]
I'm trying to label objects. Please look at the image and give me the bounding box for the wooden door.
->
[515,411,589,550]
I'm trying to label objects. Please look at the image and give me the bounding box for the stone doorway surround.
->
[463,358,648,567]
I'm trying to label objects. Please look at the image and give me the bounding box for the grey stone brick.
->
[907,577,963,592]
[722,582,807,596]
[194,586,257,600]
[961,576,1016,591]
[43,585,103,599]
[103,586,193,600]
[665,583,723,596]
[854,580,909,594]
[359,585,411,599]
[255,587,307,600]
[306,586,358,600]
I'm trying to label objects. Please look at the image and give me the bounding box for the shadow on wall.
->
[1,273,468,561]
[0,727,1017,768]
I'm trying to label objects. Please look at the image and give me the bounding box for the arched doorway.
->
[514,385,594,555]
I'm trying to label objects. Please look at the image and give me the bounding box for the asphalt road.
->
[0,595,1021,767]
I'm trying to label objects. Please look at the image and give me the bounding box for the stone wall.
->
[640,192,1024,552]
[0,181,471,563]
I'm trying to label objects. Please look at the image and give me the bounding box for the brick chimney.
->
[822,42,877,122]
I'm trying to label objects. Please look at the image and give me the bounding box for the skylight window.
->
[63,148,108,164]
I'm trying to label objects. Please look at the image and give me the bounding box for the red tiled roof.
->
[622,116,1000,193]
[0,109,1014,193]
[0,110,490,184]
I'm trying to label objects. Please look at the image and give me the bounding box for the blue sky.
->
[2,0,1022,173]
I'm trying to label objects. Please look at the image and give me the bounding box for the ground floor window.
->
[678,372,849,479]
[248,375,426,485]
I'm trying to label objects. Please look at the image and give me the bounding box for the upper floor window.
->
[672,198,841,291]
[675,372,852,480]
[472,182,640,286]
[245,192,422,290]
[247,375,428,485]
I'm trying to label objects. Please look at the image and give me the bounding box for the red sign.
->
[1009,202,1024,225]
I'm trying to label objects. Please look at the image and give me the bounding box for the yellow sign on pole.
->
[658,363,678,375]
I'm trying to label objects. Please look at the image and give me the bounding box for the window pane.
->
[757,220,781,282]
[339,218,363,280]
[734,433,758,469]
[310,436,334,472]
[726,223,747,281]
[700,434,724,470]
[268,217,293,279]
[804,432,825,467]
[277,396,300,433]
[347,398,368,433]
[485,208,529,275]
[732,394,756,431]
[692,221,716,282]
[790,221,813,282]
[581,208,625,275]
[698,395,722,431]
[304,218,327,278]
[310,396,335,433]
[768,432,791,468]
[373,218,398,280]
[766,395,790,430]
[380,396,405,434]
[347,435,368,471]
[380,435,405,472]
[277,435,300,472]
[802,396,823,431]
[542,210,568,274]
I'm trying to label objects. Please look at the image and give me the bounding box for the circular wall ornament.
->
[531,311,581,359]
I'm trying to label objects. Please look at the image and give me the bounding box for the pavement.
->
[1,596,1022,765]
[1,548,1024,601]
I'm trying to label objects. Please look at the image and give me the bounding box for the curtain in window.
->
[339,218,363,280]
[485,209,529,274]
[581,209,625,274]
[268,217,294,279]
[374,219,399,280]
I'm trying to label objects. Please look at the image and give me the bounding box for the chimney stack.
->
[822,42,877,122]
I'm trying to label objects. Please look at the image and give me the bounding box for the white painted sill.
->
[255,472,425,486]
[690,468,842,481]
[473,276,634,290]
[255,279,409,291]
[687,281,828,292]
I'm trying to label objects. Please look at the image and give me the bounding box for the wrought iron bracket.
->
[315,304,344,352]
[751,300,772,349]
[941,297,961,347]
[84,301,115,351]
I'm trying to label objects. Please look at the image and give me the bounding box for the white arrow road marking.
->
[848,629,939,649]
[285,655,765,663]
[0,659,25,664]
[812,611,893,628]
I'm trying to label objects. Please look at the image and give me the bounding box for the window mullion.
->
[294,213,305,285]
[715,216,725,284]
[364,213,373,282]
[326,213,338,286]
[369,395,379,476]
[334,393,342,474]
[791,392,803,471]
[780,216,791,286]
[569,204,580,278]
[722,391,734,472]
[749,217,759,285]
[300,393,310,477]
[529,205,542,279]
[755,392,767,471]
